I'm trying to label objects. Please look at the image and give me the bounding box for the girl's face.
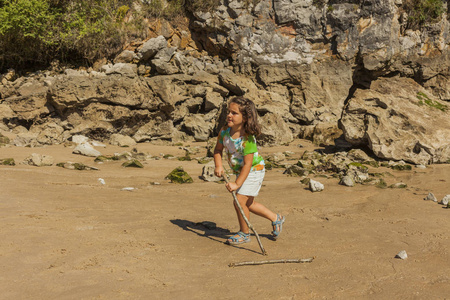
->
[227,102,245,129]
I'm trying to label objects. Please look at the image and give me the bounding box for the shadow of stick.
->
[170,219,264,255]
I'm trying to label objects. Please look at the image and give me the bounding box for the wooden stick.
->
[229,257,315,267]
[223,174,267,256]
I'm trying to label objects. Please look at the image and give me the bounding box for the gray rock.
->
[109,134,137,147]
[73,142,102,157]
[13,133,39,147]
[284,165,308,177]
[23,153,54,166]
[204,90,224,112]
[30,122,66,145]
[114,50,138,63]
[152,59,179,75]
[395,250,408,260]
[72,135,89,144]
[339,176,354,187]
[347,149,373,162]
[154,47,177,62]
[258,113,293,146]
[201,161,222,182]
[133,119,175,142]
[267,152,286,163]
[57,162,99,170]
[64,69,88,77]
[49,73,158,111]
[105,63,137,78]
[389,182,408,189]
[0,104,15,123]
[424,192,437,202]
[90,140,106,148]
[183,114,213,142]
[441,195,450,206]
[139,36,167,61]
[309,179,324,192]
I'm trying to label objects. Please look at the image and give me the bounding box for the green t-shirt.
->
[218,127,265,174]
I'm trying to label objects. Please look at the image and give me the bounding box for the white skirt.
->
[236,170,265,197]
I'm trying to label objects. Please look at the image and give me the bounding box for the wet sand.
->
[1,138,449,299]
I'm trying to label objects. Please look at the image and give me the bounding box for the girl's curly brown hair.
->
[229,96,261,136]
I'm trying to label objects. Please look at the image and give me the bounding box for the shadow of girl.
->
[170,219,263,255]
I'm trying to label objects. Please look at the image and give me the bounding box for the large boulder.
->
[340,76,450,165]
[138,36,168,61]
[183,114,213,142]
[133,119,175,142]
[109,134,137,147]
[258,113,293,146]
[30,122,67,145]
[49,74,161,113]
[2,78,52,122]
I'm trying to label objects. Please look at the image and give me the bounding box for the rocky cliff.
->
[0,0,449,164]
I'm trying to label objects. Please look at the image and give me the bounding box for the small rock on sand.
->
[441,195,450,206]
[395,250,408,260]
[424,192,437,202]
[309,179,324,192]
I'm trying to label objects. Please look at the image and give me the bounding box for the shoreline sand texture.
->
[1,140,449,299]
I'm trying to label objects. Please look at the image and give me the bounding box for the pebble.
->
[390,182,407,188]
[395,250,408,260]
[424,192,437,202]
[121,187,136,191]
[441,195,450,206]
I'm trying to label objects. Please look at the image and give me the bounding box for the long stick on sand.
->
[223,174,267,256]
[229,257,315,267]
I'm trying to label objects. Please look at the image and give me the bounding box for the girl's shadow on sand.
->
[170,219,272,255]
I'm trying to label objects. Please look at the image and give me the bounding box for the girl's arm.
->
[213,138,225,177]
[226,153,253,192]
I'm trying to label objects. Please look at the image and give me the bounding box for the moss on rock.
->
[166,166,193,183]
[95,155,119,162]
[348,162,369,170]
[1,158,15,165]
[363,160,379,168]
[376,178,387,189]
[57,162,98,170]
[122,160,144,168]
[390,164,412,171]
[0,134,10,144]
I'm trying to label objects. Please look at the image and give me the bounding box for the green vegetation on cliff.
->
[403,0,446,29]
[417,91,448,112]
[0,0,230,72]
[0,0,145,71]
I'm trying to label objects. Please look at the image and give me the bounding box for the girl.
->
[214,96,285,245]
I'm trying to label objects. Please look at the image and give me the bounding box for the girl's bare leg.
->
[234,194,278,233]
[233,194,251,233]
[248,200,277,222]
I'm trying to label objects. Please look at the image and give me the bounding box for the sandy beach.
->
[1,138,449,299]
